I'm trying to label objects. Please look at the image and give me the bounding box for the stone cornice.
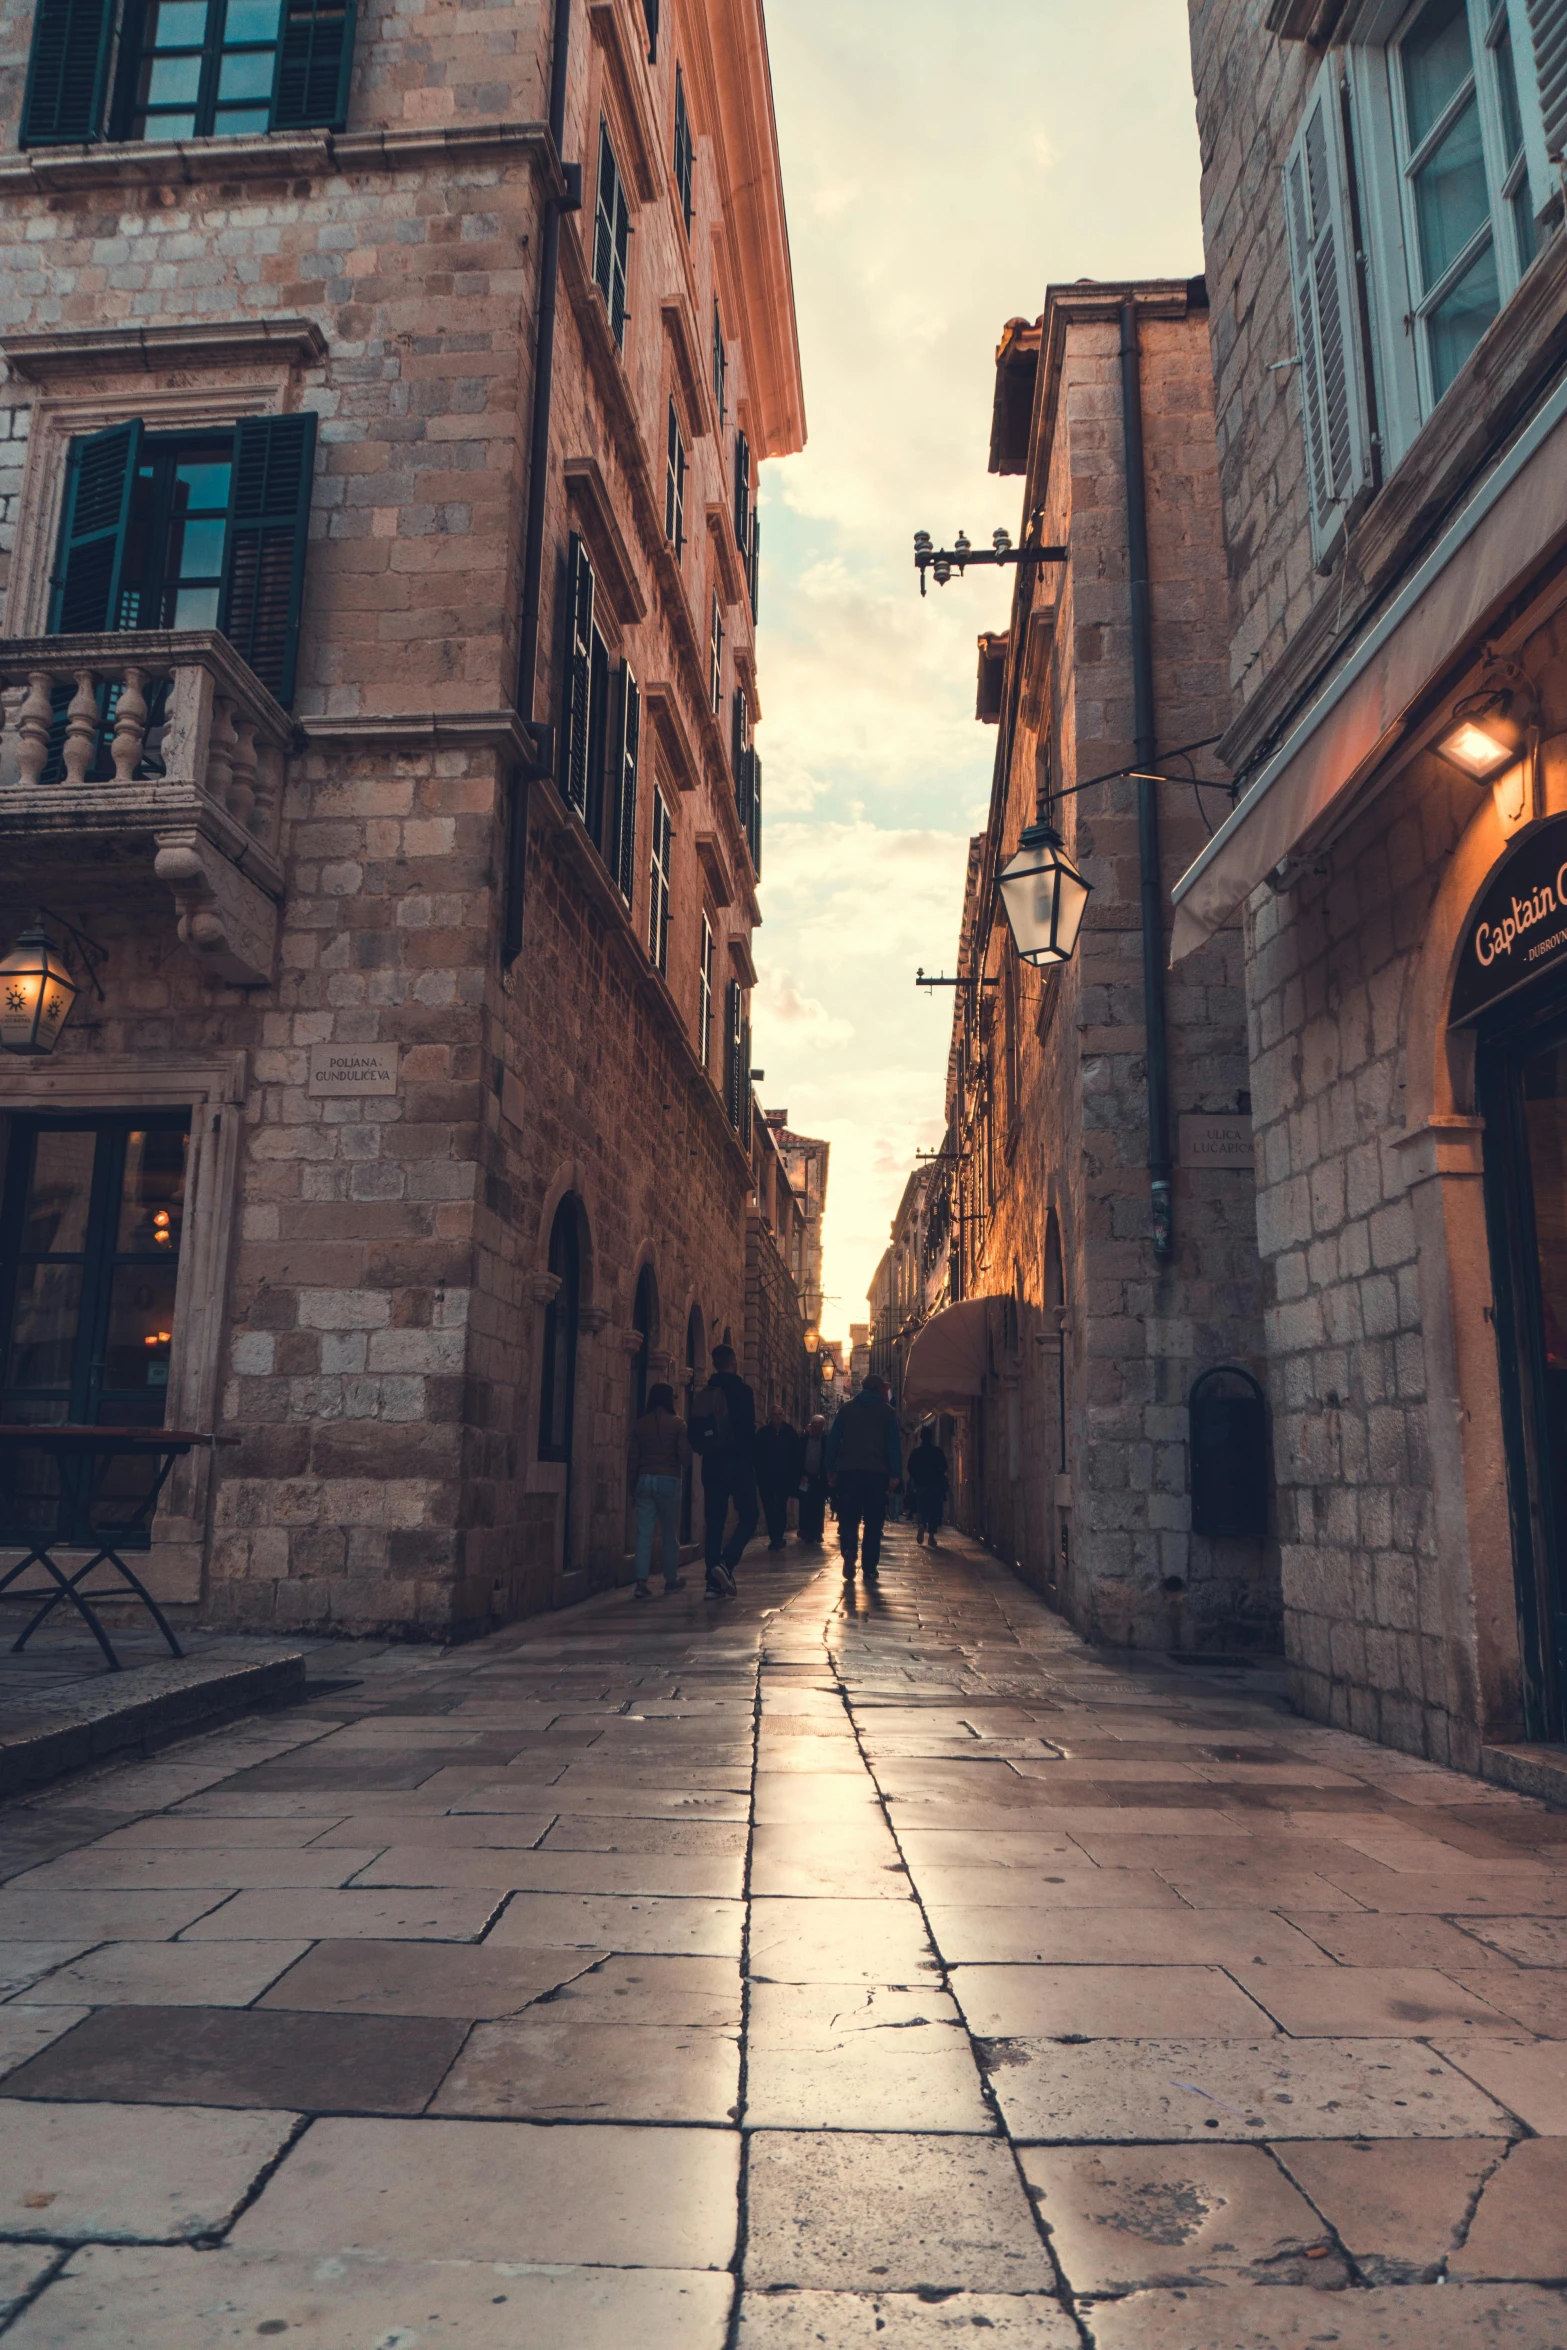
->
[301,709,540,761]
[1,320,328,380]
[0,120,562,198]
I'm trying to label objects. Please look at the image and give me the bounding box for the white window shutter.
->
[1284,66,1375,566]
[1527,0,1567,157]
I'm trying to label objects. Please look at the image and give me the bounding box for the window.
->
[747,505,760,618]
[49,412,316,706]
[665,399,686,557]
[723,976,751,1142]
[734,429,751,557]
[709,590,724,714]
[559,533,597,817]
[712,300,727,424]
[673,65,694,233]
[20,0,356,146]
[614,663,641,902]
[642,0,658,63]
[699,911,715,1068]
[593,122,631,350]
[648,787,672,976]
[731,683,760,870]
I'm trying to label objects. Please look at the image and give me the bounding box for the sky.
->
[751,0,1206,1349]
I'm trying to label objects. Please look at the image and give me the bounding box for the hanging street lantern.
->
[0,921,80,1056]
[996,821,1093,967]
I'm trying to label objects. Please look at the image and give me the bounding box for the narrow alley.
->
[0,1535,1557,2342]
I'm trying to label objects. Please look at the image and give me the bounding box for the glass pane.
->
[216,49,274,99]
[1403,0,1474,148]
[103,1263,180,1398]
[1513,180,1537,270]
[1412,93,1490,288]
[22,1131,96,1257]
[1428,234,1500,393]
[117,1128,188,1256]
[224,0,282,35]
[166,516,226,582]
[7,1263,84,1389]
[173,460,231,510]
[145,54,204,102]
[213,105,271,133]
[170,585,221,627]
[147,0,210,43]
[142,112,198,136]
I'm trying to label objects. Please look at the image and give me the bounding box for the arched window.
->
[538,1198,581,1464]
[632,1261,658,1423]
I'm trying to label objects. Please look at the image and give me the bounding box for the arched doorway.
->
[681,1304,705,1542]
[538,1197,581,1565]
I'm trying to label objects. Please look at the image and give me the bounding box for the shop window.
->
[21,0,356,147]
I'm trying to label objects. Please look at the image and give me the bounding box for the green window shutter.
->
[49,420,142,634]
[615,664,641,902]
[730,685,748,785]
[218,410,318,709]
[593,125,631,347]
[271,0,359,130]
[733,430,750,555]
[739,1010,752,1147]
[1528,0,1567,157]
[748,750,761,879]
[20,0,113,147]
[724,978,742,1128]
[559,534,596,816]
[674,67,694,233]
[748,507,760,619]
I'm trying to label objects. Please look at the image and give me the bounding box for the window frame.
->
[648,785,673,977]
[699,910,715,1070]
[19,0,358,149]
[592,119,632,351]
[712,300,727,424]
[665,398,686,558]
[709,589,724,715]
[673,64,695,234]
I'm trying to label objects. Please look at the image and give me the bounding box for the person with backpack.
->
[753,1402,804,1552]
[688,1343,758,1596]
[626,1381,690,1599]
[906,1423,949,1547]
[825,1374,901,1583]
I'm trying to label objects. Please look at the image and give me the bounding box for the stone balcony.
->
[0,632,294,987]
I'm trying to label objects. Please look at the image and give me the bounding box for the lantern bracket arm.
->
[914,968,999,990]
[1039,733,1233,809]
[35,907,107,1002]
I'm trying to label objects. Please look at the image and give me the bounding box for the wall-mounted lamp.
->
[804,1323,820,1354]
[1435,658,1540,791]
[913,527,1068,596]
[0,910,105,1057]
[996,822,1093,967]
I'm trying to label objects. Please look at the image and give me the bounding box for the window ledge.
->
[1221,226,1567,782]
[0,120,559,197]
[1,319,327,380]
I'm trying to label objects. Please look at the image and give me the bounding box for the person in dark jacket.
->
[825,1375,901,1582]
[626,1382,689,1597]
[753,1403,803,1552]
[906,1424,949,1547]
[797,1413,829,1545]
[688,1343,758,1595]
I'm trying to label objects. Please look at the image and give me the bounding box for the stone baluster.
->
[61,671,99,786]
[249,740,283,842]
[110,667,149,785]
[206,694,237,814]
[15,672,54,790]
[227,716,259,828]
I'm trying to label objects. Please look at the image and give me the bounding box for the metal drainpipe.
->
[504,0,574,962]
[1119,299,1174,1263]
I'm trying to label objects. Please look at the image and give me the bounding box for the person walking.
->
[906,1423,949,1547]
[797,1413,829,1546]
[689,1342,758,1596]
[626,1381,689,1599]
[753,1402,803,1553]
[826,1374,901,1584]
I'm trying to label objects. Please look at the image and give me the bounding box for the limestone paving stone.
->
[1451,1970,1567,2035]
[1459,1916,1567,1964]
[734,2290,1079,2346]
[752,1778,885,1826]
[1275,2139,1508,2282]
[1434,2040,1567,2133]
[1283,1914,1522,1969]
[1316,1874,1567,1915]
[745,1982,992,2132]
[1019,2143,1345,2292]
[2,2247,734,2348]
[0,2248,64,2328]
[539,1812,750,1855]
[430,2016,740,2122]
[1246,1966,1518,2037]
[908,1865,1182,1910]
[954,1964,1276,2041]
[1451,2138,1567,2279]
[231,2116,739,2269]
[747,1897,938,1983]
[94,1819,347,1849]
[180,1888,502,1941]
[1086,2284,1567,2348]
[0,2011,91,2079]
[0,1892,228,1942]
[5,1849,382,1892]
[308,1812,557,1848]
[259,1938,591,2019]
[352,1845,745,1897]
[454,1784,749,1819]
[927,1906,1327,1967]
[485,1892,743,1956]
[23,1940,311,2008]
[0,2004,467,2114]
[0,2101,298,2242]
[743,2131,1056,2292]
[538,1953,743,2028]
[894,1829,1088,1868]
[0,1946,93,1998]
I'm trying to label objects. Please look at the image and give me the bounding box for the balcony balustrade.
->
[0,631,293,987]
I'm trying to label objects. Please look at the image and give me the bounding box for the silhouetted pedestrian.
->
[826,1374,901,1583]
[797,1413,829,1544]
[689,1343,758,1596]
[907,1424,949,1547]
[754,1402,803,1552]
[627,1382,689,1599]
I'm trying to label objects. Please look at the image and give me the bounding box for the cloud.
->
[755,0,1205,1339]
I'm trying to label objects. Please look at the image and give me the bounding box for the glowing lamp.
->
[1436,694,1529,783]
[996,822,1093,967]
[0,923,79,1057]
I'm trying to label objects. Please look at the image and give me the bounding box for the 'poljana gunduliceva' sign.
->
[1451,815,1567,1025]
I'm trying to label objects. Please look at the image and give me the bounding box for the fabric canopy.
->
[1169,376,1567,962]
[903,1298,994,1410]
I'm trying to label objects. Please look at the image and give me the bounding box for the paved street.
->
[0,1531,1561,2342]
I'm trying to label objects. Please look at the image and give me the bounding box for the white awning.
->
[903,1298,994,1410]
[1170,375,1567,962]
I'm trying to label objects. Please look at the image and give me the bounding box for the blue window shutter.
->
[1284,68,1374,565]
[1528,0,1567,157]
[271,0,359,130]
[20,0,112,147]
[559,534,596,815]
[616,664,641,902]
[49,421,142,634]
[219,412,318,708]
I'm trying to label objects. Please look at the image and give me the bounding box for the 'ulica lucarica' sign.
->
[1451,815,1567,1025]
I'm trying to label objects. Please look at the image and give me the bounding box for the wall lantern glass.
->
[0,922,80,1057]
[1437,704,1528,782]
[996,822,1093,966]
[803,1323,820,1354]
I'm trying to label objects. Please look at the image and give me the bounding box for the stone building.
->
[744,1092,810,1425]
[868,1158,950,1415]
[1179,0,1567,1770]
[769,1115,828,1329]
[0,0,803,1632]
[906,280,1277,1654]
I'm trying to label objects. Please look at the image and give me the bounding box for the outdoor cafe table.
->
[0,1425,235,1673]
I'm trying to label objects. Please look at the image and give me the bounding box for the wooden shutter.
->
[666,403,685,555]
[733,431,751,555]
[219,412,318,708]
[20,0,112,147]
[724,978,742,1129]
[615,663,640,901]
[1284,67,1374,565]
[271,0,359,130]
[739,1008,752,1147]
[674,68,694,232]
[593,127,630,347]
[49,421,142,634]
[748,508,759,618]
[748,750,762,880]
[559,534,596,816]
[1528,0,1567,156]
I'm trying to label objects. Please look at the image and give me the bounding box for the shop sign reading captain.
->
[1452,816,1567,1025]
